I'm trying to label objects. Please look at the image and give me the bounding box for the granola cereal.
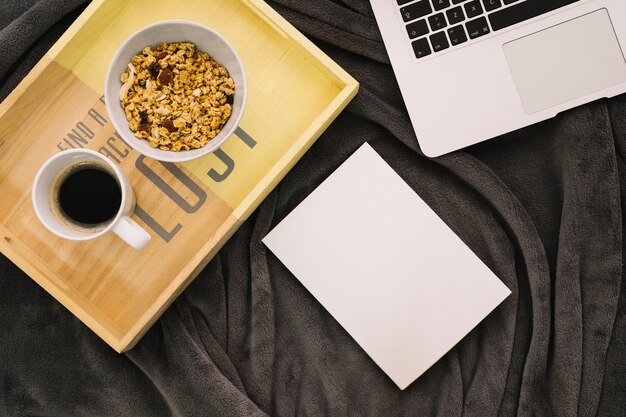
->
[119,42,235,151]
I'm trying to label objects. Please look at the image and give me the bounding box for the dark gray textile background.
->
[1,1,625,416]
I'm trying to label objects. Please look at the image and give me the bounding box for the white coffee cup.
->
[32,149,151,250]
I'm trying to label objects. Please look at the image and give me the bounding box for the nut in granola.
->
[119,42,235,152]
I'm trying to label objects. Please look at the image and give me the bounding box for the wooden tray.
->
[0,0,358,352]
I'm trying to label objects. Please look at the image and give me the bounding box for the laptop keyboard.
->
[398,0,580,59]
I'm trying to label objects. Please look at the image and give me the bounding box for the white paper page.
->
[263,143,511,390]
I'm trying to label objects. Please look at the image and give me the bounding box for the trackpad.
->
[503,9,626,114]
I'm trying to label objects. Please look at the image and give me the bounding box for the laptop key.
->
[503,0,519,4]
[482,0,502,11]
[464,0,483,18]
[432,0,451,11]
[406,19,430,39]
[490,0,580,31]
[412,38,432,59]
[397,0,414,5]
[452,0,467,3]
[400,0,433,22]
[466,17,490,39]
[429,13,448,31]
[447,25,468,45]
[430,31,450,52]
[446,6,465,24]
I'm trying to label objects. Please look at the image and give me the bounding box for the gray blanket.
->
[1,1,625,416]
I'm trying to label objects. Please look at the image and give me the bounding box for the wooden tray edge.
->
[0,225,126,350]
[0,0,110,120]
[243,0,356,87]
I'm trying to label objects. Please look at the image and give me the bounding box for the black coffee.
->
[57,164,122,226]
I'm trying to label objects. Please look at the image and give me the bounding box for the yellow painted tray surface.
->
[0,0,358,352]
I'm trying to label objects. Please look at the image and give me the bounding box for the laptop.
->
[369,0,626,156]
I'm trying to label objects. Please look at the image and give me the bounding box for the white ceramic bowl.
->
[104,20,247,162]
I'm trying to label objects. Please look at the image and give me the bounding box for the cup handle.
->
[112,216,151,250]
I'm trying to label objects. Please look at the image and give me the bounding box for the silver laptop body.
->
[370,0,626,156]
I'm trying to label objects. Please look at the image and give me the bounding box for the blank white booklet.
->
[263,143,510,390]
